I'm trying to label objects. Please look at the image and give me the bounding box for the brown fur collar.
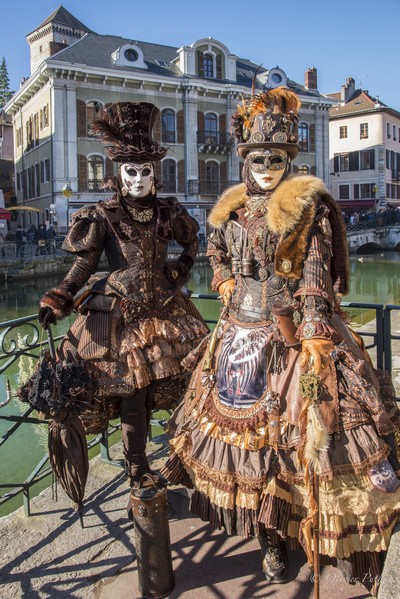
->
[208,175,349,295]
[208,175,328,235]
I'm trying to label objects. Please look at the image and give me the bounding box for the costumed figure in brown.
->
[38,101,208,490]
[162,88,400,594]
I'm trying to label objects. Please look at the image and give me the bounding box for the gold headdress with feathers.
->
[232,86,301,158]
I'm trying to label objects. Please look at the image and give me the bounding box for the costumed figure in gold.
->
[162,88,400,594]
[37,102,208,492]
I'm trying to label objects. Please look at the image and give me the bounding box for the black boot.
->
[259,530,288,584]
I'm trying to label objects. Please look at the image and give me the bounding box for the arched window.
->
[88,155,104,191]
[204,113,218,144]
[161,109,176,143]
[162,159,177,193]
[298,122,309,153]
[86,101,103,136]
[297,164,310,176]
[204,54,214,78]
[205,160,219,194]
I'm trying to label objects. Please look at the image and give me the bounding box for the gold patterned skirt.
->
[162,316,400,595]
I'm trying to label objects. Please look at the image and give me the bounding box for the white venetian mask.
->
[120,162,154,198]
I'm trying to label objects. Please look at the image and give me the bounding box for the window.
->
[35,163,40,197]
[298,122,309,152]
[87,155,104,191]
[394,126,397,142]
[204,54,214,78]
[339,126,347,139]
[387,123,391,139]
[162,159,176,193]
[205,160,219,194]
[124,48,138,62]
[297,165,310,176]
[161,109,176,143]
[339,154,349,172]
[86,101,103,136]
[339,185,350,200]
[334,151,359,172]
[354,184,359,199]
[360,184,375,199]
[43,104,49,128]
[360,123,368,139]
[204,113,218,144]
[360,149,375,170]
[16,172,21,191]
[44,158,50,183]
[271,73,282,83]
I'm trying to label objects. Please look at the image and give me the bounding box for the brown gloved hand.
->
[300,338,335,375]
[217,278,235,306]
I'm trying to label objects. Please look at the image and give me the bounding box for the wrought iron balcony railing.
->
[197,131,234,153]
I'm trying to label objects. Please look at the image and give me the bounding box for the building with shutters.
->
[5,6,335,233]
[328,77,400,213]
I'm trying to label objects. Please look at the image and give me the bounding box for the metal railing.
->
[0,297,399,517]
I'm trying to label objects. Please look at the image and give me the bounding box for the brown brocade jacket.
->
[58,193,199,309]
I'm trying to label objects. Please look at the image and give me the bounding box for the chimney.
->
[341,77,356,102]
[305,66,318,90]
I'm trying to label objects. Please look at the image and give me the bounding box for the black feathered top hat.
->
[91,102,167,163]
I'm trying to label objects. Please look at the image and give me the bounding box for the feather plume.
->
[304,402,330,475]
[251,64,263,98]
[250,87,301,116]
[91,110,125,144]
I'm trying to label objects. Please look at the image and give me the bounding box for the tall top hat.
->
[232,87,301,159]
[91,101,168,163]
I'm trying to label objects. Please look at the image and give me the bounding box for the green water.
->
[1,253,400,517]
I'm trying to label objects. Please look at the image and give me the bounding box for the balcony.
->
[197,131,234,154]
[188,179,239,196]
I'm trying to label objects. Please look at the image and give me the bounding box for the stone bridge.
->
[346,221,400,254]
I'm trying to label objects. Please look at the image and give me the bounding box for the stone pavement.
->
[0,435,383,599]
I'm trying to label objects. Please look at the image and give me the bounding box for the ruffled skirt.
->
[162,316,400,595]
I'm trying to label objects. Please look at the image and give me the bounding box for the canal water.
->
[1,252,400,517]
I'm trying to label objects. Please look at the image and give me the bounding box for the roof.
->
[329,89,391,118]
[47,32,327,98]
[28,5,93,36]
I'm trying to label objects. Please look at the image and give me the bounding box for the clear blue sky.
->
[1,0,400,110]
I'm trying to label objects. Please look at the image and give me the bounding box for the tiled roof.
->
[330,89,387,117]
[48,33,327,98]
[29,5,93,35]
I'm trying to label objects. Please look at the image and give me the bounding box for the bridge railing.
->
[0,297,398,517]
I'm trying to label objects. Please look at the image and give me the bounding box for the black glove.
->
[38,306,57,328]
[164,260,190,286]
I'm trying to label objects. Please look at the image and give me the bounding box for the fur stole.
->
[208,175,349,295]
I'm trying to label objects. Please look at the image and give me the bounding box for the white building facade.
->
[329,78,400,213]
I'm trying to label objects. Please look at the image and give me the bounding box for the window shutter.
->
[370,149,375,170]
[292,164,299,174]
[178,160,185,193]
[309,123,316,152]
[219,113,226,136]
[77,100,87,138]
[197,111,205,137]
[333,155,339,172]
[349,151,359,171]
[220,160,227,183]
[310,166,316,176]
[105,157,114,179]
[177,110,184,144]
[153,109,161,142]
[78,155,88,192]
[197,51,204,77]
[216,54,222,79]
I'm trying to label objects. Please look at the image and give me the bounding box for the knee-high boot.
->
[120,383,156,486]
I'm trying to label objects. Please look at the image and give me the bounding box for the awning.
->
[7,206,41,213]
[0,207,11,220]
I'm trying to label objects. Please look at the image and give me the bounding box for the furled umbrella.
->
[19,326,91,525]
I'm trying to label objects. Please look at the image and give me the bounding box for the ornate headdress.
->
[232,87,301,159]
[91,101,167,163]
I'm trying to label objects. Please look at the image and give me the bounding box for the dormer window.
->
[112,44,147,69]
[264,67,287,89]
[271,72,282,84]
[124,48,139,62]
[204,54,214,78]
